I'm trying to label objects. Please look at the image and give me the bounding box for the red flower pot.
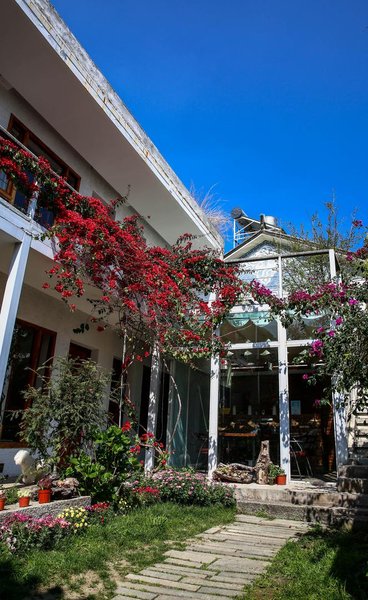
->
[38,489,52,504]
[19,497,30,508]
[276,474,287,485]
[0,498,5,511]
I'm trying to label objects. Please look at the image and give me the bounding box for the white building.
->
[0,0,221,476]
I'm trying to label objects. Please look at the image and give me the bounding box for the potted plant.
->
[0,489,6,511]
[276,467,286,485]
[37,476,53,504]
[17,488,32,507]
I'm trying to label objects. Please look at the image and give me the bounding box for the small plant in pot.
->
[268,464,287,485]
[37,476,53,504]
[0,489,6,510]
[17,488,32,507]
[268,463,279,485]
[276,467,286,485]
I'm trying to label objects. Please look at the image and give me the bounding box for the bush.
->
[0,513,70,554]
[129,469,235,508]
[65,425,140,502]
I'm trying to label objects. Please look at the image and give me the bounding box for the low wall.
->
[0,495,91,522]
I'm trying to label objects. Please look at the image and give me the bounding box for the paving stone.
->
[198,586,239,597]
[209,573,258,585]
[113,585,157,599]
[208,556,269,573]
[188,542,276,557]
[164,549,217,564]
[149,563,212,577]
[180,576,243,591]
[121,582,218,599]
[164,557,205,568]
[221,527,293,539]
[126,573,199,591]
[139,569,182,581]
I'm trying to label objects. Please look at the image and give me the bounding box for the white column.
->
[278,320,291,482]
[145,345,161,472]
[0,235,32,397]
[329,249,348,466]
[208,354,220,478]
[332,386,349,468]
[277,255,290,480]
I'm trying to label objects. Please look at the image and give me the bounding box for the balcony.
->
[0,123,79,230]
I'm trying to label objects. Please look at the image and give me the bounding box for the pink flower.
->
[302,374,309,381]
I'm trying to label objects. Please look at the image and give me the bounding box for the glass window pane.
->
[221,311,277,343]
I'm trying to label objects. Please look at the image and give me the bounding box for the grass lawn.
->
[0,502,235,600]
[241,525,368,600]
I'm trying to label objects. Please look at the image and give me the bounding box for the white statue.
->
[14,450,37,485]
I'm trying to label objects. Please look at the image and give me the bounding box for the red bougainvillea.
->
[0,135,243,362]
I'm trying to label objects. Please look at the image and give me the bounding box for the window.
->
[0,115,81,224]
[0,321,56,443]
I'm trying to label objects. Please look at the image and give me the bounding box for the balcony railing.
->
[0,123,78,228]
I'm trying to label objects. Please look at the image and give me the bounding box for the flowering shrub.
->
[131,486,161,506]
[131,469,235,508]
[57,506,89,532]
[65,425,140,502]
[0,135,243,368]
[0,513,70,553]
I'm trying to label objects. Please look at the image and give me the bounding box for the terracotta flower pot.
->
[276,474,287,485]
[19,496,30,508]
[0,498,5,511]
[38,489,52,504]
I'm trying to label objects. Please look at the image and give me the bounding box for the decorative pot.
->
[38,489,52,504]
[19,497,30,508]
[268,477,275,485]
[276,474,287,485]
[0,498,5,511]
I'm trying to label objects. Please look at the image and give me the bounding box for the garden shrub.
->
[65,425,140,503]
[129,469,235,508]
[0,513,70,554]
[0,503,112,554]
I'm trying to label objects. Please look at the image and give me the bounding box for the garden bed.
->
[0,495,91,523]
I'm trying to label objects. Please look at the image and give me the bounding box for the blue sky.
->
[52,0,368,248]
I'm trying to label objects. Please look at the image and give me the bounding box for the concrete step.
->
[353,438,368,449]
[236,499,368,526]
[338,464,368,479]
[235,484,368,508]
[337,477,368,494]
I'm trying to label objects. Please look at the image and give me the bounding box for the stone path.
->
[113,514,309,599]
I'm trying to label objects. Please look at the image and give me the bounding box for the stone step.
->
[337,477,368,494]
[338,464,368,479]
[353,438,368,449]
[234,484,368,508]
[237,499,368,525]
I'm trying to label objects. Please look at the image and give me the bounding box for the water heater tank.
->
[263,215,278,227]
[231,207,247,220]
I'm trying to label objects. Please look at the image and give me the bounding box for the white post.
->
[329,249,348,467]
[0,235,32,397]
[332,386,349,468]
[278,319,291,481]
[208,354,220,478]
[145,345,161,472]
[277,256,290,481]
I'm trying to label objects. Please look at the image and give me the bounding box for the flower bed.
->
[0,501,110,554]
[128,469,236,508]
